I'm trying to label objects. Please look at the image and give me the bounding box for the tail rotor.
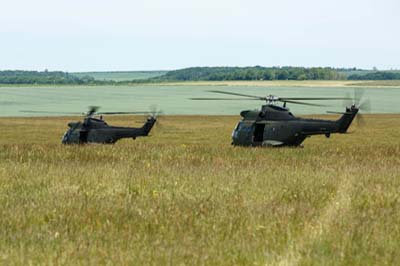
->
[343,89,371,128]
[148,105,163,129]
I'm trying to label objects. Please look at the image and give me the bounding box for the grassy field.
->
[4,85,400,117]
[0,115,399,265]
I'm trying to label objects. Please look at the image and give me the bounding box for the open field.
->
[0,115,399,265]
[1,85,400,117]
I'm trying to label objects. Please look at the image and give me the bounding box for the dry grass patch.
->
[0,115,399,265]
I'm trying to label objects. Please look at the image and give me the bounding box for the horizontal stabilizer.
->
[326,111,352,114]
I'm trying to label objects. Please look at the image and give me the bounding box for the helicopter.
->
[191,90,369,147]
[61,106,158,144]
[21,106,158,144]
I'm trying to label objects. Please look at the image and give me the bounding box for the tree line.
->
[152,67,346,81]
[1,68,399,84]
[0,70,99,85]
[347,71,400,80]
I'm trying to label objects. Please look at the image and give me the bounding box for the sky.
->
[0,0,399,71]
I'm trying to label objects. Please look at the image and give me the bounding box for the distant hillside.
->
[73,71,167,81]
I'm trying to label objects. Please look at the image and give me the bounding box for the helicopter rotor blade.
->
[339,89,371,132]
[355,98,370,128]
[133,105,163,129]
[149,104,164,118]
[205,90,351,102]
[190,97,260,100]
[359,98,371,112]
[20,110,83,115]
[97,111,150,115]
[280,97,351,101]
[280,100,327,107]
[342,89,371,112]
[207,90,265,100]
[354,88,365,106]
[354,89,371,113]
[86,106,100,117]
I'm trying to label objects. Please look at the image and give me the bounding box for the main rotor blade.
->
[87,106,100,116]
[190,97,260,100]
[281,100,327,107]
[280,97,351,101]
[98,111,150,115]
[20,110,83,114]
[207,90,265,100]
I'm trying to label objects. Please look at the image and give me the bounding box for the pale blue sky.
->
[1,0,399,71]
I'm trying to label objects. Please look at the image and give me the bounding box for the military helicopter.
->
[61,106,158,144]
[21,106,157,144]
[191,90,369,147]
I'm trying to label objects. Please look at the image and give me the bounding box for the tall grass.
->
[0,115,399,265]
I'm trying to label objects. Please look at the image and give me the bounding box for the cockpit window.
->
[234,122,244,131]
[62,124,82,144]
[232,122,244,137]
[68,121,82,128]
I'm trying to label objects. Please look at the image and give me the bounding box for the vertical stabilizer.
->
[337,105,359,133]
[141,116,157,136]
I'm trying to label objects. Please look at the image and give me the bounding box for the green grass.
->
[73,71,167,81]
[2,85,400,117]
[0,115,399,265]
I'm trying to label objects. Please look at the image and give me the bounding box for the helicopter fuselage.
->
[232,104,358,147]
[62,117,156,144]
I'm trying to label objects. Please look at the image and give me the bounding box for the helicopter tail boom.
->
[336,105,359,133]
[141,116,157,136]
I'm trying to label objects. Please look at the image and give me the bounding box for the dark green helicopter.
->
[21,106,157,144]
[61,107,157,144]
[191,90,370,147]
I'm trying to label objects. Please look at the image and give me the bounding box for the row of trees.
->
[1,68,400,84]
[348,71,400,80]
[154,67,346,81]
[0,70,98,85]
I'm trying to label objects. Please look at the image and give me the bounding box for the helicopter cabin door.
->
[79,130,89,143]
[253,123,265,144]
